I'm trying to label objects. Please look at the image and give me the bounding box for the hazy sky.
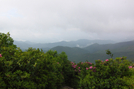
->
[0,0,134,43]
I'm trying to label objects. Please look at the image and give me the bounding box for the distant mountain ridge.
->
[13,39,117,51]
[83,40,134,53]
[49,40,134,64]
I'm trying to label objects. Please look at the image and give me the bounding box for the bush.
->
[74,57,134,89]
[0,32,65,89]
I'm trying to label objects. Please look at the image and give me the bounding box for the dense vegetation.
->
[1,32,134,89]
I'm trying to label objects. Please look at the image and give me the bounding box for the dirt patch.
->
[60,86,82,89]
[60,86,74,89]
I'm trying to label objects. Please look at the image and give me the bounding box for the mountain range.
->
[13,39,117,51]
[13,39,134,64]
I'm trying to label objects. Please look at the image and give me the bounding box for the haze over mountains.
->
[13,39,134,64]
[13,39,118,51]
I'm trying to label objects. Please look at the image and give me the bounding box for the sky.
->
[0,0,134,44]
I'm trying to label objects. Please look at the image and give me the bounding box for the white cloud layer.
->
[0,0,134,43]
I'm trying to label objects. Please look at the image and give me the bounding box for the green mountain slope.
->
[20,40,134,64]
[50,46,90,55]
[83,40,134,53]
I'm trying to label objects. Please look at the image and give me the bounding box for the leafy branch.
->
[106,49,113,58]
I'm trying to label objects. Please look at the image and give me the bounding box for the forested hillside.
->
[18,40,134,64]
[46,40,134,64]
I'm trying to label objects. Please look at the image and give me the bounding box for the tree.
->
[106,49,113,58]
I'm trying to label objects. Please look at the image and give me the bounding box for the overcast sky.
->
[0,0,134,44]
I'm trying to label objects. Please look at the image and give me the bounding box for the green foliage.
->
[0,32,17,48]
[74,59,133,88]
[106,49,113,58]
[1,32,134,89]
[72,51,134,89]
[0,32,66,89]
[51,51,80,88]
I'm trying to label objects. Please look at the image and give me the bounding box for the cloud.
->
[0,0,134,43]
